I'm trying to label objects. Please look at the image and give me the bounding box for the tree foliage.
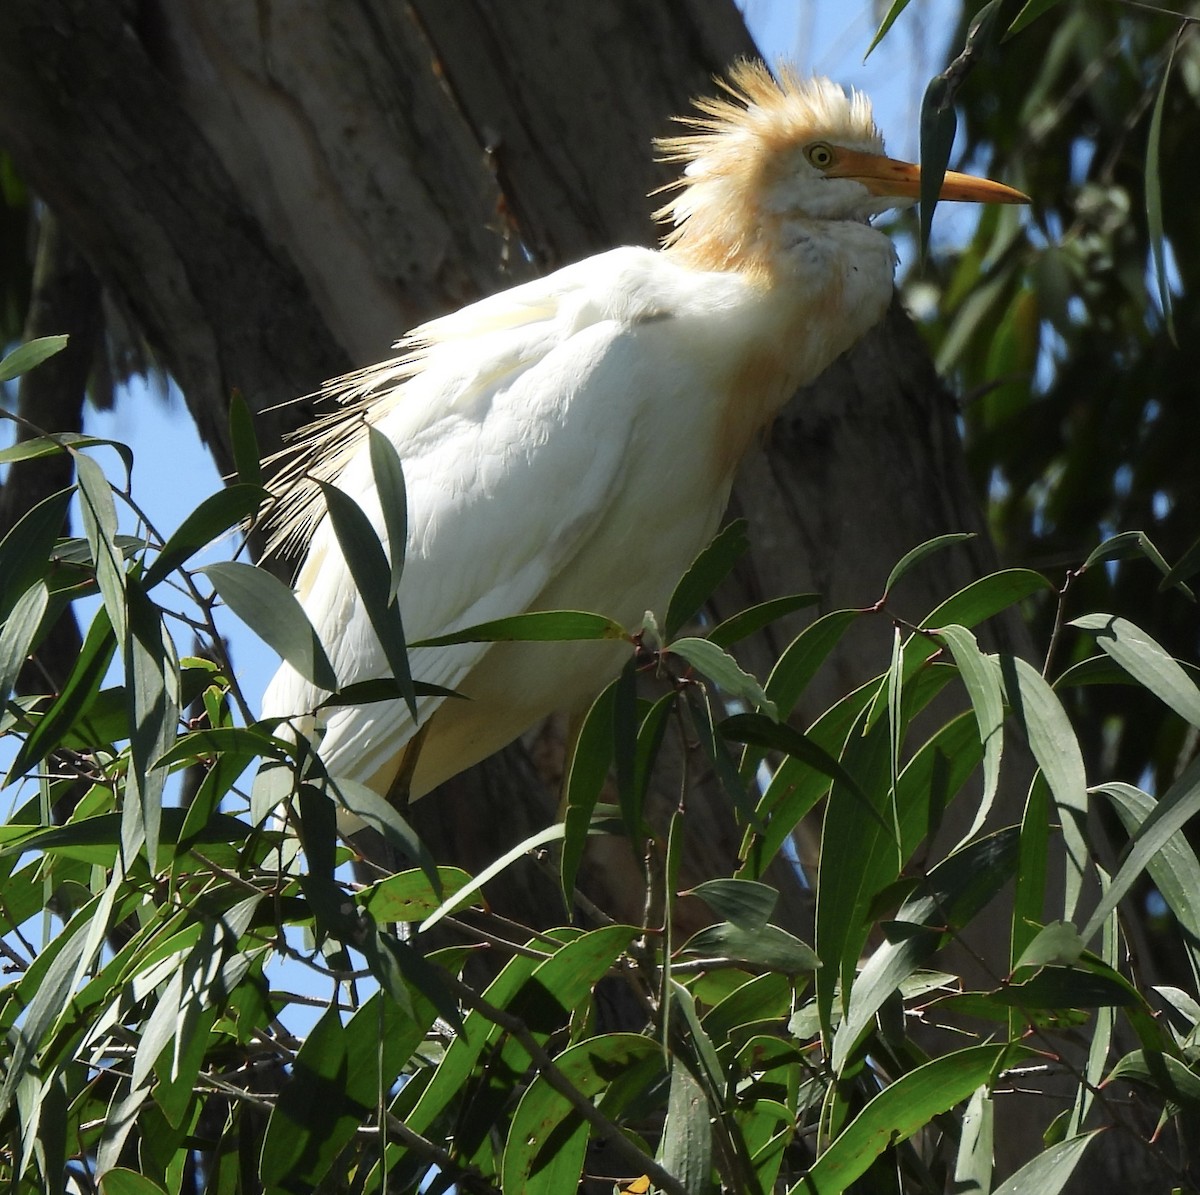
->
[1,334,1199,1192]
[3,1,1200,1191]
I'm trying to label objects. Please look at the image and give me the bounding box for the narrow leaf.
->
[201,561,338,691]
[7,604,116,784]
[988,1132,1100,1195]
[412,608,626,646]
[318,480,416,720]
[368,426,408,600]
[670,636,777,719]
[797,1045,1015,1192]
[1071,612,1200,729]
[1082,753,1200,943]
[0,335,69,382]
[665,518,750,637]
[937,624,1005,846]
[885,533,975,597]
[1000,655,1088,921]
[228,390,262,487]
[0,582,48,710]
[76,452,126,643]
[142,484,267,589]
[707,592,819,650]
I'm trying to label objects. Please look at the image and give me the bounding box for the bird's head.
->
[656,60,1028,277]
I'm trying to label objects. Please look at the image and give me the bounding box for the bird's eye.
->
[805,142,836,170]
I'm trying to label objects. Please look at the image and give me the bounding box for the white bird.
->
[261,61,1027,801]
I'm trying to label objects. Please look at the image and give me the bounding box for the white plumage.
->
[260,62,1026,800]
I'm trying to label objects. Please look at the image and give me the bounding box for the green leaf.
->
[765,609,861,716]
[419,823,571,933]
[885,533,975,597]
[679,921,819,973]
[723,712,888,835]
[989,1132,1100,1195]
[123,579,180,864]
[359,866,476,922]
[954,1086,994,1195]
[0,582,48,710]
[1015,921,1085,970]
[98,1167,168,1195]
[318,479,417,720]
[1082,753,1200,944]
[865,0,912,57]
[0,488,71,623]
[1094,782,1200,962]
[261,991,438,1193]
[670,636,777,719]
[502,1034,664,1195]
[1161,533,1200,592]
[707,592,819,650]
[665,518,750,637]
[686,878,778,931]
[797,1045,1016,1193]
[142,484,267,589]
[833,828,1021,1072]
[936,624,1005,845]
[368,426,408,600]
[990,966,1136,1010]
[201,560,338,691]
[658,1059,712,1195]
[919,73,957,256]
[561,677,620,905]
[1000,655,1088,921]
[0,335,68,382]
[1146,36,1178,345]
[1071,613,1200,729]
[7,604,116,784]
[1106,1050,1200,1104]
[228,390,261,487]
[1,809,253,861]
[327,775,440,892]
[412,608,626,646]
[1082,531,1192,600]
[76,451,126,644]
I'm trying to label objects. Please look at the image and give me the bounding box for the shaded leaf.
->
[228,389,261,487]
[318,479,417,720]
[686,878,778,931]
[0,334,68,382]
[413,608,626,646]
[670,636,777,719]
[665,518,749,638]
[679,921,818,973]
[1071,612,1200,729]
[201,561,338,692]
[801,1045,1016,1192]
[989,1132,1100,1195]
[707,592,819,650]
[885,533,975,597]
[142,484,267,588]
[368,425,408,600]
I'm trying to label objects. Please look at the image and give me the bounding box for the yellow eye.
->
[805,142,836,170]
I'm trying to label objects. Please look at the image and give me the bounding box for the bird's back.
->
[261,237,892,798]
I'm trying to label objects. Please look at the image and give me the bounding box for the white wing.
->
[262,247,694,791]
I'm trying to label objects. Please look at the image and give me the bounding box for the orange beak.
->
[826,146,1029,205]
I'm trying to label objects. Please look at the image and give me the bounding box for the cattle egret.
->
[261,61,1027,801]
